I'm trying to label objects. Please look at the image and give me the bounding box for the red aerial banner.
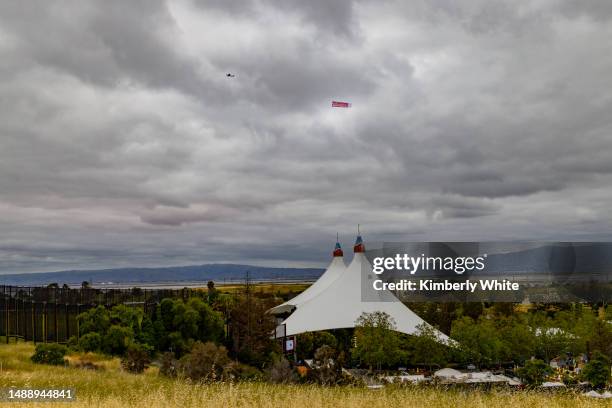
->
[331,101,351,108]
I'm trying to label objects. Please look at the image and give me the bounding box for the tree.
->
[166,331,188,356]
[461,302,484,320]
[207,281,218,304]
[588,320,612,359]
[77,305,110,336]
[352,311,402,370]
[534,327,572,361]
[296,332,315,360]
[517,359,552,387]
[297,331,338,360]
[110,304,143,331]
[492,303,515,317]
[582,351,611,389]
[408,323,448,370]
[158,298,175,332]
[498,316,536,364]
[172,300,199,340]
[230,296,279,367]
[450,316,505,367]
[313,331,338,351]
[187,297,224,343]
[102,325,134,355]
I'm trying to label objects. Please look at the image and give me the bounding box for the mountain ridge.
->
[0,263,325,286]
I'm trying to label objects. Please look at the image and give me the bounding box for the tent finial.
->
[354,227,365,253]
[333,233,343,257]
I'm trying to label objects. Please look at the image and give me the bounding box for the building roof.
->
[434,368,465,379]
[434,369,521,385]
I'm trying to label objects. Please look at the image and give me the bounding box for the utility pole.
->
[245,270,251,350]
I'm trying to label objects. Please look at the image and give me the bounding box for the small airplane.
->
[226,73,236,78]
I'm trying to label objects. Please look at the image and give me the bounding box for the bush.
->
[121,344,152,374]
[31,344,67,366]
[561,371,578,386]
[79,332,102,352]
[159,352,179,378]
[66,335,79,350]
[268,356,297,384]
[223,361,263,381]
[311,345,340,385]
[178,341,230,381]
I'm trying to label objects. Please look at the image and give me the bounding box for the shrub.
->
[223,361,263,381]
[268,356,297,384]
[159,352,179,378]
[561,371,578,386]
[178,341,230,381]
[311,345,340,385]
[72,354,104,371]
[31,344,67,366]
[121,344,152,374]
[79,332,102,352]
[66,335,79,350]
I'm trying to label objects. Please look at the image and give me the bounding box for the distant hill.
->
[0,264,324,287]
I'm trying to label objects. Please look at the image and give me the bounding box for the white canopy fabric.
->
[280,252,451,343]
[268,256,346,315]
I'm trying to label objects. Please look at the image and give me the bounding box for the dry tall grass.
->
[0,342,607,408]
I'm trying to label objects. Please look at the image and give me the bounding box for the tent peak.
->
[354,234,365,253]
[333,236,344,257]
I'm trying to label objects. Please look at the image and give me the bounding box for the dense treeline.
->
[408,302,612,368]
[28,282,611,387]
[290,302,612,373]
[66,286,281,376]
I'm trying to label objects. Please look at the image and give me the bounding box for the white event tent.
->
[269,240,346,315]
[273,235,451,343]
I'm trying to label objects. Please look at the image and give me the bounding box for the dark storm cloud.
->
[192,0,360,37]
[1,0,612,273]
[0,1,232,105]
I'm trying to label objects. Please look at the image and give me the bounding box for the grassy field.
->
[215,282,310,295]
[0,342,607,408]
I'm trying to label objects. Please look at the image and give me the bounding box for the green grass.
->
[0,342,608,408]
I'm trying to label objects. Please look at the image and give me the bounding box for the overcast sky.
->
[1,0,612,273]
